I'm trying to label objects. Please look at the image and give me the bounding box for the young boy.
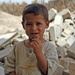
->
[5,3,59,75]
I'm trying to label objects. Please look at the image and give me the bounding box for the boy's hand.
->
[30,38,48,74]
[30,38,42,55]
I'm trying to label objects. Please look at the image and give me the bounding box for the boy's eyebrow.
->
[26,21,31,23]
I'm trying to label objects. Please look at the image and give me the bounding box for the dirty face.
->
[22,13,49,41]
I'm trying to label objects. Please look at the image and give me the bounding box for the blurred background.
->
[0,0,75,16]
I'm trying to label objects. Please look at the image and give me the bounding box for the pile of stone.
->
[44,8,75,75]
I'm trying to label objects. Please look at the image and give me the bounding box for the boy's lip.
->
[31,32,38,35]
[30,32,38,39]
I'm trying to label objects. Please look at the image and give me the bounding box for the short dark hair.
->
[22,3,48,22]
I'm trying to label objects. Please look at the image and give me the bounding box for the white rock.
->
[48,8,57,21]
[0,66,4,75]
[54,14,63,25]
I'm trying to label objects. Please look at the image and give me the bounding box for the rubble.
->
[63,69,70,75]
[0,32,18,47]
[58,9,71,21]
[0,45,13,60]
[48,8,57,21]
[48,8,75,75]
[0,66,4,75]
[0,8,75,75]
[67,41,75,59]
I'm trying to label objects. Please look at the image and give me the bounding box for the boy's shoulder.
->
[42,41,56,50]
[43,41,55,47]
[14,41,25,48]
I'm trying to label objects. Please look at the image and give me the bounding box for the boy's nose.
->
[31,24,37,30]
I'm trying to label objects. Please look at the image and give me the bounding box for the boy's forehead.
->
[25,13,41,16]
[24,13,45,20]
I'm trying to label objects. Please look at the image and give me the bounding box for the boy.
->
[5,3,59,75]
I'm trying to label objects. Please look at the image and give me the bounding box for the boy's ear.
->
[21,21,25,30]
[46,20,50,28]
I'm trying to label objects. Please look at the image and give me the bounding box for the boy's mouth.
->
[31,32,38,36]
[30,32,38,41]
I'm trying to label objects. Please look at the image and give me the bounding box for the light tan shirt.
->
[5,41,59,75]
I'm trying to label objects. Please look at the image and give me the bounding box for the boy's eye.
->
[36,22,41,26]
[26,23,32,26]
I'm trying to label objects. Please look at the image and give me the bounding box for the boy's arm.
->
[36,44,59,75]
[31,38,59,75]
[30,38,48,74]
[35,51,48,75]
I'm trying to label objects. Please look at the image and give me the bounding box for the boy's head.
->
[22,3,49,41]
[22,3,48,22]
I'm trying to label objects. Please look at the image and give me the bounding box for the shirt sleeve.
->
[43,42,63,75]
[4,46,16,74]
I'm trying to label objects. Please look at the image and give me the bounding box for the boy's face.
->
[22,13,49,41]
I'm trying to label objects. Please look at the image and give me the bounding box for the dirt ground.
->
[0,11,23,34]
